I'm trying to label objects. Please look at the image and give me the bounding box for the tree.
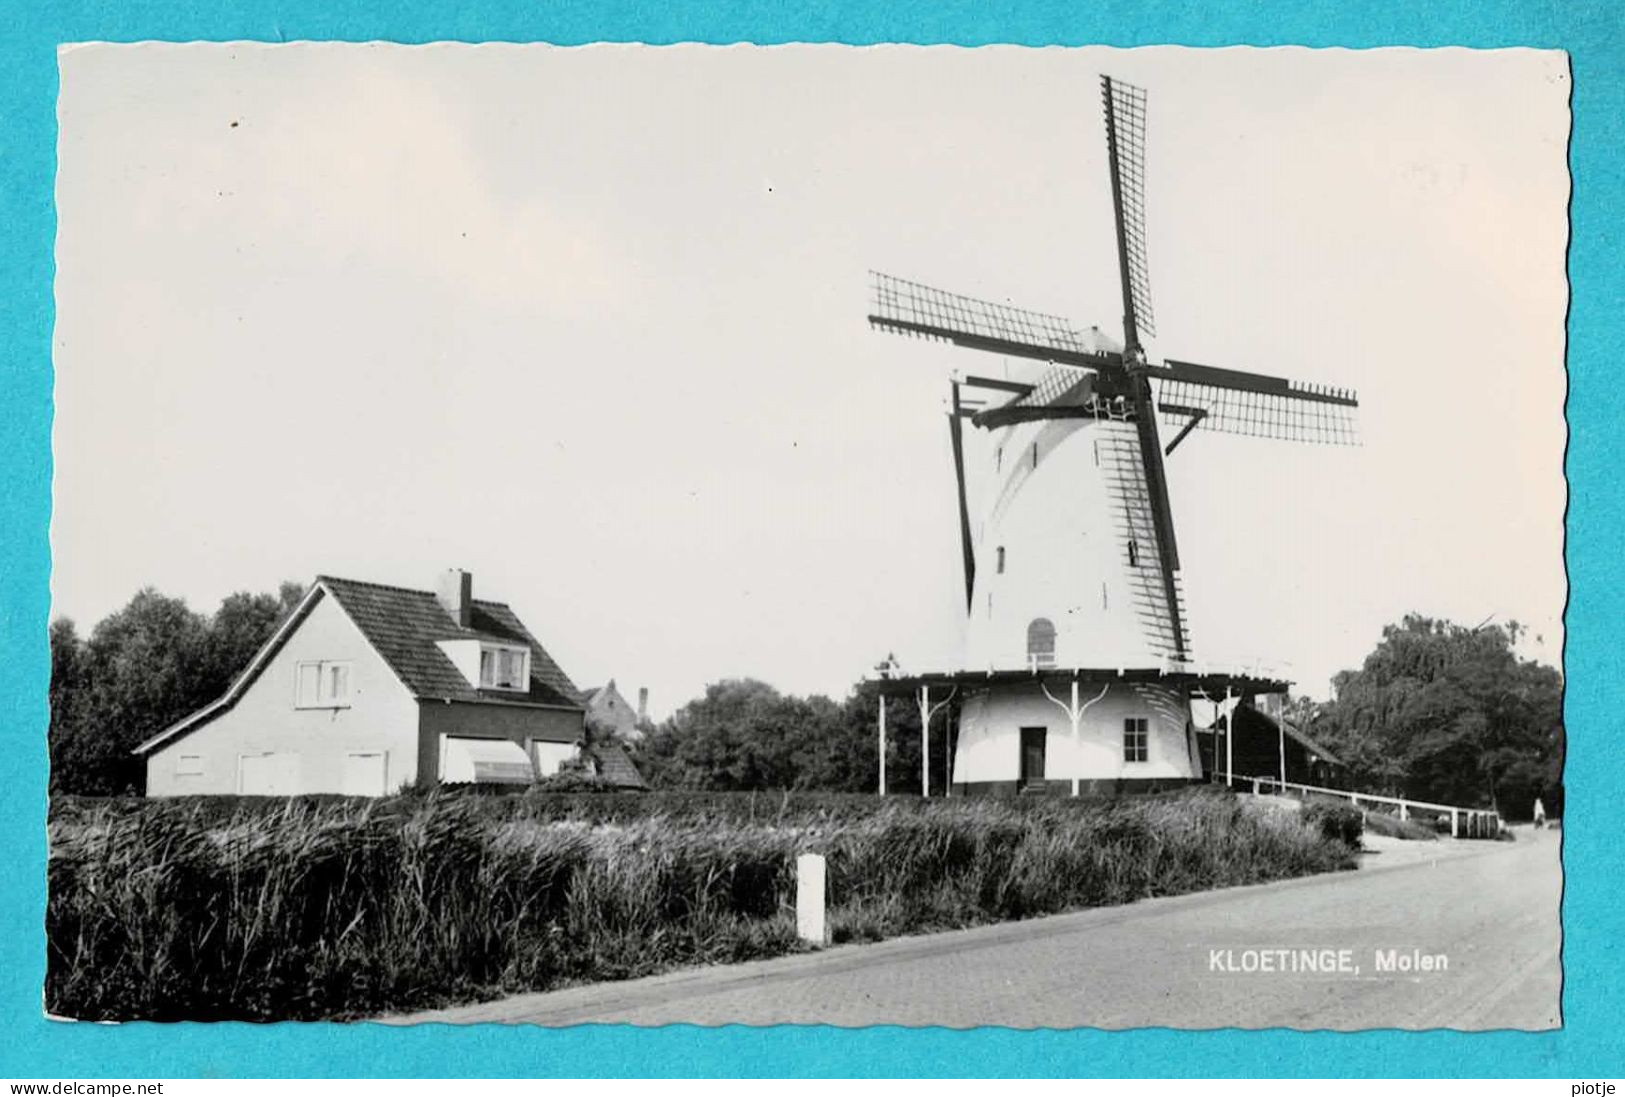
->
[632,678,874,791]
[1313,615,1563,814]
[48,618,86,791]
[630,663,960,795]
[52,589,211,794]
[204,583,304,694]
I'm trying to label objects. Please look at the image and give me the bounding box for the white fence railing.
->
[1236,774,1503,839]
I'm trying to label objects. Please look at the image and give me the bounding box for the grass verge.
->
[48,787,1354,1021]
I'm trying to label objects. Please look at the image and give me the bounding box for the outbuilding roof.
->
[588,741,650,790]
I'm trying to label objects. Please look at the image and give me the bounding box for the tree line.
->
[48,584,1562,816]
[1293,614,1563,819]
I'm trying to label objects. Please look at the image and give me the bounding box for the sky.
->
[52,44,1570,715]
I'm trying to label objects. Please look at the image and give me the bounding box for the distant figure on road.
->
[1533,797,1547,829]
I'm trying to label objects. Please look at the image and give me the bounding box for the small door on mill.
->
[1019,727,1047,790]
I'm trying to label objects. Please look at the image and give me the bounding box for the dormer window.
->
[480,646,529,691]
[437,638,531,692]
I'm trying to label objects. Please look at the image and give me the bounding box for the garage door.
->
[237,752,301,795]
[340,751,389,796]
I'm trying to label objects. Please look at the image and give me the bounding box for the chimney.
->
[637,687,649,722]
[436,568,473,628]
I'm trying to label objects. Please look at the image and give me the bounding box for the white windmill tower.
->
[869,76,1360,796]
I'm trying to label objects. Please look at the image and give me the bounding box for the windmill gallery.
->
[868,76,1360,797]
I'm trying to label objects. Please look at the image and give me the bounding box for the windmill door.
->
[1019,727,1047,790]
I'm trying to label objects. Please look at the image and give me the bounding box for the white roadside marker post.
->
[878,693,887,796]
[797,852,828,947]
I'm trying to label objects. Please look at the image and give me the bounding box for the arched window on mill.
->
[1027,618,1056,670]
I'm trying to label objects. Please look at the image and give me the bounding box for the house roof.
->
[1281,719,1344,768]
[320,577,579,707]
[135,575,582,755]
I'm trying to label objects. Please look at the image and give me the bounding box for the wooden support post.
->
[1224,687,1234,788]
[1277,696,1287,789]
[1451,810,1459,838]
[1400,802,1409,822]
[877,693,887,796]
[1069,680,1081,797]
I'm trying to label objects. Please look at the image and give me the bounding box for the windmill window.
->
[1031,442,1039,469]
[996,446,1003,472]
[996,546,1006,574]
[1124,717,1149,763]
[1026,618,1056,669]
[1128,540,1139,567]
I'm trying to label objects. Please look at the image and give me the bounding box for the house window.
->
[996,546,1006,574]
[1124,717,1149,763]
[480,646,529,691]
[175,754,204,777]
[1026,618,1056,669]
[296,660,353,708]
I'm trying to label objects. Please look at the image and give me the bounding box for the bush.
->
[47,788,1355,1021]
[529,772,627,794]
[1362,811,1437,842]
[1300,801,1364,847]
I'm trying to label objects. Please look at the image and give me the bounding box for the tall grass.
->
[48,787,1354,1021]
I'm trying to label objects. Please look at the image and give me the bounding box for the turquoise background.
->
[2,1,1617,1079]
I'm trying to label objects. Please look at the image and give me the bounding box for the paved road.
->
[398,829,1561,1030]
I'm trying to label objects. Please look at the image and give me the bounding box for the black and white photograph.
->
[47,43,1567,1031]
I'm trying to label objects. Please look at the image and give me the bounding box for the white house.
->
[136,569,644,796]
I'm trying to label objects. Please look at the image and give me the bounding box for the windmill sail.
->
[868,272,1122,370]
[1103,75,1185,659]
[948,381,976,610]
[1102,76,1155,350]
[1152,359,1361,446]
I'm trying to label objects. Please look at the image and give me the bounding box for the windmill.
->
[868,76,1360,797]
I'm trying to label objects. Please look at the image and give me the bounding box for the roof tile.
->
[319,576,581,708]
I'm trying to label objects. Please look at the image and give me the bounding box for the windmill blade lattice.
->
[1102,77,1155,341]
[868,272,1121,363]
[1154,376,1361,445]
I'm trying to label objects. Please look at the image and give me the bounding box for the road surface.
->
[396,828,1561,1030]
